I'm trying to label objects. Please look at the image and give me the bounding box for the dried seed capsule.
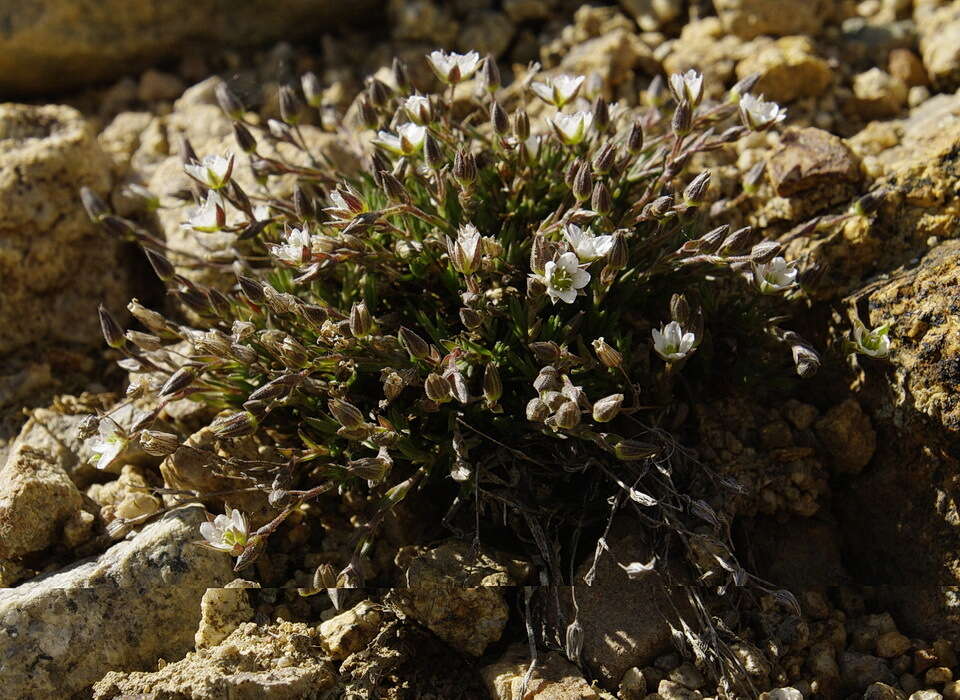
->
[553,400,581,429]
[592,338,622,368]
[529,341,560,364]
[329,398,365,429]
[139,430,180,456]
[125,330,162,352]
[526,398,550,422]
[424,373,452,402]
[592,394,624,423]
[128,300,168,333]
[349,301,373,338]
[592,142,617,174]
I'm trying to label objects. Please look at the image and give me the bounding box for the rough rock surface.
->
[93,620,338,700]
[713,0,835,39]
[0,505,234,699]
[0,1,380,96]
[319,599,384,660]
[815,399,876,475]
[386,540,519,656]
[736,36,833,103]
[483,644,613,699]
[916,1,960,91]
[194,579,258,649]
[0,442,84,560]
[0,103,131,355]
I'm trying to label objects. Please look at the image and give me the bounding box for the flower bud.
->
[125,330,161,352]
[572,161,593,203]
[552,400,581,429]
[160,367,196,397]
[614,439,659,461]
[491,101,509,136]
[424,373,452,402]
[139,430,180,456]
[347,455,392,482]
[482,364,502,404]
[721,225,754,254]
[453,150,477,188]
[367,78,391,109]
[358,98,379,130]
[212,410,258,439]
[533,365,561,392]
[751,240,782,264]
[377,170,408,203]
[237,275,265,304]
[391,57,410,92]
[592,393,624,422]
[526,397,550,422]
[592,95,610,131]
[728,72,760,102]
[278,85,302,124]
[424,133,444,170]
[529,341,561,364]
[329,398,365,429]
[128,300,168,334]
[460,307,483,330]
[144,248,176,282]
[398,326,430,360]
[672,100,692,135]
[349,301,373,338]
[301,72,322,107]
[98,304,125,349]
[81,186,109,222]
[482,55,501,92]
[683,171,711,205]
[215,82,245,119]
[627,120,644,154]
[232,121,257,153]
[513,109,530,141]
[591,182,612,215]
[607,232,629,270]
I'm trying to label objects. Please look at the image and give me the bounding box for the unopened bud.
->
[526,397,550,422]
[398,326,430,360]
[591,182,612,215]
[627,121,644,154]
[607,232,629,270]
[424,372,452,402]
[683,171,711,205]
[491,101,509,136]
[514,110,530,141]
[482,55,500,92]
[238,275,265,304]
[232,121,257,153]
[453,150,477,187]
[572,162,593,202]
[533,365,561,393]
[329,398,365,429]
[139,430,180,456]
[377,170,408,203]
[367,78,391,109]
[424,134,444,170]
[144,248,175,282]
[592,96,610,131]
[125,330,161,352]
[160,366,196,397]
[98,304,125,349]
[751,240,782,264]
[672,100,692,135]
[482,364,502,404]
[729,72,760,102]
[592,393,624,422]
[278,85,302,124]
[614,439,659,461]
[215,82,245,119]
[721,226,753,254]
[529,341,561,364]
[81,186,109,222]
[358,98,378,130]
[349,301,373,338]
[460,307,483,330]
[392,57,410,92]
[552,400,581,429]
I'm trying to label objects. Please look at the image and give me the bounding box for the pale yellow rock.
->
[195,579,258,649]
[736,36,833,103]
[483,643,613,699]
[319,599,383,660]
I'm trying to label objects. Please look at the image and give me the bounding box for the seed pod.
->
[98,304,125,349]
[280,336,308,368]
[160,367,196,397]
[592,338,622,368]
[566,619,584,662]
[349,301,373,338]
[751,240,782,264]
[139,430,180,456]
[424,373,452,402]
[526,397,550,422]
[128,300,168,333]
[248,375,295,403]
[207,288,232,319]
[125,330,162,352]
[553,400,581,429]
[529,341,561,364]
[398,326,430,360]
[529,234,553,275]
[683,171,711,205]
[446,370,469,404]
[533,365,561,393]
[215,82,245,119]
[784,331,820,378]
[513,109,530,141]
[347,455,392,482]
[279,85,302,124]
[230,343,257,364]
[329,398,365,429]
[592,393,624,423]
[743,161,766,193]
[647,195,674,219]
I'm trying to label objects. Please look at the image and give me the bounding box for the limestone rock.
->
[319,599,384,660]
[9,405,105,488]
[865,682,907,700]
[0,1,379,96]
[713,0,835,39]
[663,18,747,97]
[195,579,258,649]
[916,1,960,90]
[736,36,833,103]
[483,644,611,699]
[94,620,338,700]
[619,0,683,32]
[457,11,514,59]
[0,505,234,699]
[0,103,131,355]
[840,651,898,692]
[558,28,657,95]
[0,443,83,560]
[851,68,908,120]
[386,540,519,656]
[815,400,876,475]
[888,48,929,88]
[767,127,862,200]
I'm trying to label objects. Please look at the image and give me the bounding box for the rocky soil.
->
[1,1,960,698]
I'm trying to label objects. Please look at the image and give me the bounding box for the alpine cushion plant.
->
[84,51,820,676]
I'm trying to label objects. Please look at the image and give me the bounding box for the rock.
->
[888,48,929,88]
[388,0,459,44]
[8,404,106,488]
[851,68,908,119]
[457,11,514,59]
[877,631,913,659]
[195,579,258,649]
[318,599,383,660]
[767,127,863,200]
[0,103,132,355]
[558,28,657,96]
[619,0,683,31]
[88,463,162,524]
[503,0,553,23]
[841,652,897,692]
[815,400,876,475]
[909,693,944,700]
[761,688,804,700]
[916,1,960,90]
[93,620,338,699]
[712,0,835,39]
[663,18,746,97]
[620,667,649,699]
[483,643,608,699]
[927,667,955,685]
[943,681,960,700]
[669,663,705,690]
[98,110,154,174]
[865,682,907,700]
[0,443,84,560]
[385,540,518,656]
[562,531,682,689]
[0,1,378,96]
[736,36,833,103]
[658,679,704,699]
[137,69,186,103]
[0,505,234,698]
[731,642,772,686]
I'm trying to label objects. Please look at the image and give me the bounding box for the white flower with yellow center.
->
[564,223,614,262]
[89,416,129,470]
[426,50,481,84]
[182,191,225,233]
[372,123,427,156]
[542,252,591,304]
[403,95,432,124]
[270,227,314,265]
[652,321,696,362]
[552,111,593,146]
[852,321,891,358]
[199,507,250,555]
[183,154,234,189]
[669,69,704,106]
[739,93,787,131]
[753,256,797,293]
[531,74,585,108]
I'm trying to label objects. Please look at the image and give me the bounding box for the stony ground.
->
[1,1,960,699]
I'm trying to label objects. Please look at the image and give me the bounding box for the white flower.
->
[852,322,891,358]
[652,321,696,362]
[541,252,591,304]
[446,223,483,275]
[552,111,593,146]
[199,507,250,555]
[531,74,585,107]
[372,123,427,156]
[426,50,481,84]
[403,95,432,124]
[253,204,272,222]
[753,256,797,293]
[182,191,225,233]
[564,223,614,262]
[521,134,542,163]
[669,69,704,106]
[89,417,128,470]
[739,93,787,131]
[269,227,315,265]
[183,154,234,189]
